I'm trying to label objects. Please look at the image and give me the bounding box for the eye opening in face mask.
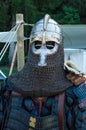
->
[34,41,42,49]
[46,41,55,49]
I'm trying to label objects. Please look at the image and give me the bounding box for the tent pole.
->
[9,44,17,76]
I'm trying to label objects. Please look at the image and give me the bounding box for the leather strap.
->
[35,97,47,116]
[58,92,65,130]
[12,91,22,96]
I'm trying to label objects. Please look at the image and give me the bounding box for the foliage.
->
[0,66,17,77]
[0,43,8,66]
[24,0,37,23]
[0,1,10,31]
[0,52,9,66]
[24,0,38,35]
[11,0,24,14]
[33,0,63,14]
[0,0,85,32]
[60,6,80,24]
[63,0,86,23]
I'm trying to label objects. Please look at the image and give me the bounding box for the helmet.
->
[30,14,62,45]
[29,14,63,67]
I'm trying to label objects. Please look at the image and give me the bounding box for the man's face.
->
[32,40,59,66]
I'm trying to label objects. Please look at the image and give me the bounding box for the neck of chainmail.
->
[8,44,72,97]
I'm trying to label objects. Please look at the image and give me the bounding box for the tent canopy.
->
[62,25,86,49]
[0,31,28,43]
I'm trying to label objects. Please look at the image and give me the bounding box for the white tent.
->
[64,49,86,74]
[0,31,17,42]
[0,31,28,43]
[62,25,86,49]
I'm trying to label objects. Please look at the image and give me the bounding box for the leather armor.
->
[0,82,86,130]
[3,94,59,130]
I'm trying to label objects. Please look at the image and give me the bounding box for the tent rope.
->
[0,24,20,61]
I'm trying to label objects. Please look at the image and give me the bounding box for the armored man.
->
[0,14,86,130]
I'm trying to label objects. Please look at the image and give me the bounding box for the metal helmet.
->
[30,14,62,44]
[29,14,63,67]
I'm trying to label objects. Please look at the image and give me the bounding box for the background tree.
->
[0,0,86,31]
[57,6,80,24]
[0,0,11,31]
[64,0,86,23]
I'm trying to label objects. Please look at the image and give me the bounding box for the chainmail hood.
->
[8,44,72,97]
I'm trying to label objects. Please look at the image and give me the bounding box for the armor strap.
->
[58,92,65,130]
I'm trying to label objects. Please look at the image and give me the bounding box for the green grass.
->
[0,66,17,84]
[0,66,17,77]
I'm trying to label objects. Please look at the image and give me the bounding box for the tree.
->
[32,0,64,20]
[0,0,10,31]
[64,0,86,23]
[60,6,80,24]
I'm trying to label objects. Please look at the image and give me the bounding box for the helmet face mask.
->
[32,41,59,66]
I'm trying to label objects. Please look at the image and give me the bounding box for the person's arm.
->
[73,82,86,130]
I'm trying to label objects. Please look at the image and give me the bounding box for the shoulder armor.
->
[66,73,86,86]
[64,61,86,85]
